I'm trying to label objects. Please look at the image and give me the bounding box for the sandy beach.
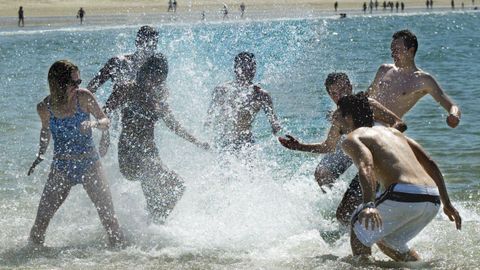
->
[0,0,471,18]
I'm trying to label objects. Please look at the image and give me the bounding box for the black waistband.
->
[376,183,440,206]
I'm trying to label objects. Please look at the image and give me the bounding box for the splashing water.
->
[0,11,479,269]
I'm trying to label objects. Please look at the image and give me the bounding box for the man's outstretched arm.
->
[87,57,118,93]
[424,75,461,128]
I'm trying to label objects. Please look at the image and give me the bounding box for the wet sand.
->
[0,0,476,28]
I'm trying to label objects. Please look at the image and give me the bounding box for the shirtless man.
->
[279,73,405,225]
[206,52,281,152]
[87,25,160,94]
[367,29,461,128]
[338,94,461,261]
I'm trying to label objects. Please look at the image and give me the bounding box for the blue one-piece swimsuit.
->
[49,97,99,185]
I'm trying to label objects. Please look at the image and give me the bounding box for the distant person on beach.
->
[206,52,282,153]
[401,2,405,10]
[18,6,24,27]
[27,60,124,247]
[173,0,178,12]
[168,0,174,12]
[430,0,434,8]
[102,55,209,223]
[367,29,461,128]
[375,0,379,10]
[201,10,206,20]
[279,74,405,226]
[337,94,461,262]
[240,2,246,17]
[363,2,367,13]
[77,8,85,24]
[383,1,387,9]
[395,1,399,11]
[426,0,430,8]
[369,0,374,12]
[222,4,229,19]
[452,0,456,8]
[87,26,159,95]
[334,1,338,12]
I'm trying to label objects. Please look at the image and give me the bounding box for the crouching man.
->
[338,93,461,261]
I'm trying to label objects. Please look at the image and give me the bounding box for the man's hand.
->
[27,156,44,176]
[447,114,460,128]
[278,135,301,150]
[443,204,462,230]
[357,207,383,230]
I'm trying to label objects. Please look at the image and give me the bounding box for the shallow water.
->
[0,11,479,269]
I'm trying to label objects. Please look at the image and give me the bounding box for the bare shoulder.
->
[378,63,395,73]
[77,88,96,100]
[253,85,271,100]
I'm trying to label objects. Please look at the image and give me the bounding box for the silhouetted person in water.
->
[206,52,282,153]
[396,1,399,11]
[222,4,229,19]
[240,2,246,17]
[77,8,85,24]
[102,55,209,223]
[88,26,160,95]
[363,2,367,13]
[18,6,24,27]
[173,0,178,12]
[334,1,338,12]
[451,0,455,8]
[401,2,405,10]
[168,0,174,12]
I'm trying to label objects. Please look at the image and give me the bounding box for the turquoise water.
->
[1,11,479,269]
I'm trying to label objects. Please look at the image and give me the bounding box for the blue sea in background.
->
[0,10,479,269]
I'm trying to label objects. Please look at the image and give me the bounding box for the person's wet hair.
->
[137,54,169,84]
[135,25,159,47]
[338,92,374,128]
[392,29,418,55]
[48,60,79,109]
[234,52,255,71]
[324,72,352,94]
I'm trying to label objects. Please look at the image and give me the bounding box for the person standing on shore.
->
[240,2,246,17]
[334,1,338,12]
[18,6,24,27]
[168,0,173,12]
[222,4,229,19]
[173,0,178,12]
[77,8,85,25]
[337,94,461,262]
[367,29,461,129]
[27,60,124,248]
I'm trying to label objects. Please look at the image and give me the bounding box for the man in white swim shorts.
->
[338,94,461,261]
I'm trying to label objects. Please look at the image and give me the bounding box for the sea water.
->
[0,11,479,269]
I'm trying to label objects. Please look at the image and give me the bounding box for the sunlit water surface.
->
[0,11,479,269]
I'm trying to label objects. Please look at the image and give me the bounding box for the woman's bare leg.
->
[29,168,72,245]
[83,161,124,247]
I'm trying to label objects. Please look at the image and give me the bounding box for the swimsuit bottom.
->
[52,153,99,185]
[352,183,440,253]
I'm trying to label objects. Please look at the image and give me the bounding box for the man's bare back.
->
[343,126,435,189]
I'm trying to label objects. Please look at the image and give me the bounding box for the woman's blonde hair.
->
[48,60,79,109]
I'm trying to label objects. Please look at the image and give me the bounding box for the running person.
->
[367,29,461,128]
[338,94,461,261]
[87,25,160,94]
[205,52,282,153]
[279,73,405,225]
[102,55,209,223]
[27,60,124,247]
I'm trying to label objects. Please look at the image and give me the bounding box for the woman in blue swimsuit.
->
[27,60,124,247]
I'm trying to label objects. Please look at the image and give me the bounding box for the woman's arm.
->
[28,100,51,175]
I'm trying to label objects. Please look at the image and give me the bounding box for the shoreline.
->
[1,5,477,30]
